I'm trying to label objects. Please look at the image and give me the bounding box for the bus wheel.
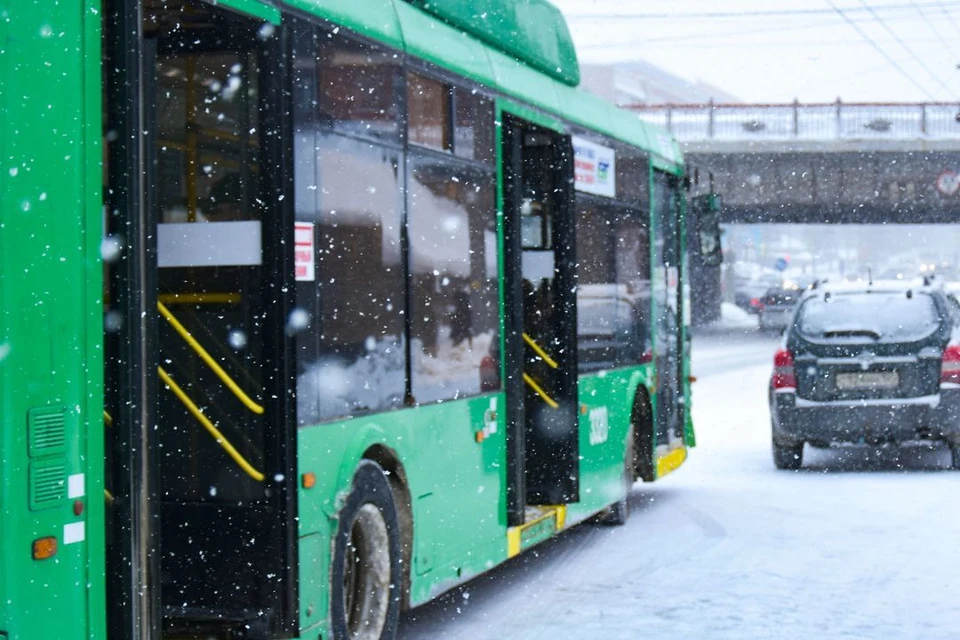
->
[599,432,632,526]
[631,392,656,482]
[331,460,400,640]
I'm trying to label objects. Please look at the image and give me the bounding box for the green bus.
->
[0,1,721,638]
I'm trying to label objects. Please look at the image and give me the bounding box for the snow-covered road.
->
[398,331,960,639]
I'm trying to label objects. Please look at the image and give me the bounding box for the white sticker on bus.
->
[158,221,262,268]
[295,222,315,281]
[67,473,85,499]
[64,521,85,545]
[588,406,609,445]
[572,136,616,198]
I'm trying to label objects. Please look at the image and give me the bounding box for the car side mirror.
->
[692,193,723,268]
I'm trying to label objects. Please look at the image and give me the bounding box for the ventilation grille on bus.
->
[30,461,66,510]
[28,406,67,457]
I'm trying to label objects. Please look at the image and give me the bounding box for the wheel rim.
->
[342,503,391,640]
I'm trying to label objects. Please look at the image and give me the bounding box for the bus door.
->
[103,2,296,637]
[651,172,685,459]
[501,114,579,523]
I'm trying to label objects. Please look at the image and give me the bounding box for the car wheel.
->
[331,460,401,640]
[772,440,803,470]
[950,443,960,471]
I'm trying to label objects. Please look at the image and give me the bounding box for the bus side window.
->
[407,154,499,404]
[292,23,406,423]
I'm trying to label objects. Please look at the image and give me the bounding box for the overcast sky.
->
[551,0,960,104]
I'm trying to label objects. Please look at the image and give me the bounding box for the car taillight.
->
[639,348,653,364]
[941,345,960,385]
[479,354,500,391]
[773,348,796,389]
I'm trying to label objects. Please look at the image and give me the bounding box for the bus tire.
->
[331,460,401,640]
[632,391,656,482]
[599,434,632,526]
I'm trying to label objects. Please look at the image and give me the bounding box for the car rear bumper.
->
[771,388,960,445]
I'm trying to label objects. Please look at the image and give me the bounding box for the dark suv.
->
[769,280,960,469]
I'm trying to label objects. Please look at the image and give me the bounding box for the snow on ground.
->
[398,332,960,640]
[717,301,761,331]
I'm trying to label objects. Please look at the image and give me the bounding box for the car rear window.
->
[578,298,635,336]
[796,291,941,342]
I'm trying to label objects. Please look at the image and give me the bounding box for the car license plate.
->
[835,371,899,390]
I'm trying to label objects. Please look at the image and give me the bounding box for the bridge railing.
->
[630,102,960,141]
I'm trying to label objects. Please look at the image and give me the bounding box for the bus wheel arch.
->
[330,459,402,640]
[362,444,414,611]
[631,387,656,483]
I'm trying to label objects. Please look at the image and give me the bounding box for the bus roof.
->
[281,0,683,169]
[406,0,580,87]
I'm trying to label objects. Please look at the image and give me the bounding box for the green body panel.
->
[284,0,405,50]
[408,0,579,86]
[0,1,104,638]
[297,394,508,633]
[556,85,646,155]
[487,48,564,121]
[216,0,281,23]
[566,365,652,525]
[650,138,684,173]
[394,2,497,88]
[496,96,565,134]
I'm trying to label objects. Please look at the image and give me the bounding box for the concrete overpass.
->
[634,102,960,224]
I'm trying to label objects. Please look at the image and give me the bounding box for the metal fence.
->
[631,102,960,141]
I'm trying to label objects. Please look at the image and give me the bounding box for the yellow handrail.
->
[158,366,265,482]
[523,373,559,409]
[103,410,113,427]
[522,333,558,369]
[157,301,264,415]
[158,292,241,305]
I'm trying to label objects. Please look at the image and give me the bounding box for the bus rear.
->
[0,2,105,638]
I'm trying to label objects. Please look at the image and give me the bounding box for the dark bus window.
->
[616,153,650,205]
[407,153,499,403]
[293,23,402,143]
[454,87,494,163]
[156,52,262,223]
[293,132,406,423]
[653,172,680,267]
[408,73,452,151]
[520,132,557,249]
[575,200,651,372]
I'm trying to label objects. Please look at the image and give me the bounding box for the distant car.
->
[575,284,651,372]
[734,273,781,316]
[757,280,809,332]
[769,279,960,470]
[734,281,770,315]
[479,284,651,390]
